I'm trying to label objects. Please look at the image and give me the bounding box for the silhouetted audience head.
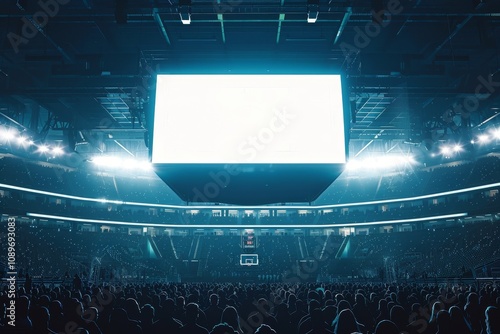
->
[310,307,325,330]
[109,308,129,332]
[308,299,321,314]
[18,295,30,318]
[336,300,351,314]
[186,302,201,324]
[374,320,399,334]
[485,306,500,334]
[163,298,176,316]
[255,324,276,334]
[221,306,241,333]
[31,306,50,332]
[354,293,366,307]
[334,309,359,334]
[177,296,186,308]
[323,304,337,324]
[436,309,451,334]
[141,303,154,320]
[124,298,141,321]
[390,305,407,331]
[210,293,219,306]
[211,322,238,334]
[449,305,473,334]
[5,278,500,334]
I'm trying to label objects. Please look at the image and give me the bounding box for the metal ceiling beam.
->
[39,112,57,141]
[216,0,226,43]
[153,8,171,46]
[2,7,497,19]
[334,6,351,45]
[276,13,285,43]
[113,140,135,157]
[218,13,226,43]
[354,140,374,157]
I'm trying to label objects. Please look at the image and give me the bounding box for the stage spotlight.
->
[124,159,152,171]
[307,0,319,23]
[453,144,462,152]
[376,156,394,169]
[91,155,152,171]
[92,156,122,168]
[345,160,361,171]
[17,136,27,144]
[179,11,191,24]
[38,145,49,153]
[492,128,500,139]
[478,134,489,143]
[5,130,16,140]
[307,10,318,23]
[440,146,451,155]
[141,162,153,171]
[346,154,415,172]
[1,128,17,141]
[179,0,191,24]
[52,147,64,156]
[122,158,137,169]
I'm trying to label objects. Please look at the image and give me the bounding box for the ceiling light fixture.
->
[179,0,192,25]
[307,0,319,23]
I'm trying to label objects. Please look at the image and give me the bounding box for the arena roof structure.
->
[0,0,499,178]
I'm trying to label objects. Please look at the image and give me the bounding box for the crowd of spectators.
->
[1,279,500,334]
[327,221,500,280]
[2,153,500,333]
[0,224,163,282]
[3,220,500,284]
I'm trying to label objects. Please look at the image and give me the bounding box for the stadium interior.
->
[1,0,500,333]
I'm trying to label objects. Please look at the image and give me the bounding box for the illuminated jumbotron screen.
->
[151,73,348,204]
[152,74,346,164]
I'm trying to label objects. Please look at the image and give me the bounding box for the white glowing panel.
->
[152,74,346,164]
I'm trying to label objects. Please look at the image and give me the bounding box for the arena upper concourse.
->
[1,1,500,333]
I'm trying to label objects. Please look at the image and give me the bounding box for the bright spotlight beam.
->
[38,145,49,153]
[478,134,489,143]
[1,128,17,140]
[52,147,64,155]
[346,155,415,171]
[440,146,451,155]
[91,155,152,171]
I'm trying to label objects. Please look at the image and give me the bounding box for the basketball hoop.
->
[240,254,259,266]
